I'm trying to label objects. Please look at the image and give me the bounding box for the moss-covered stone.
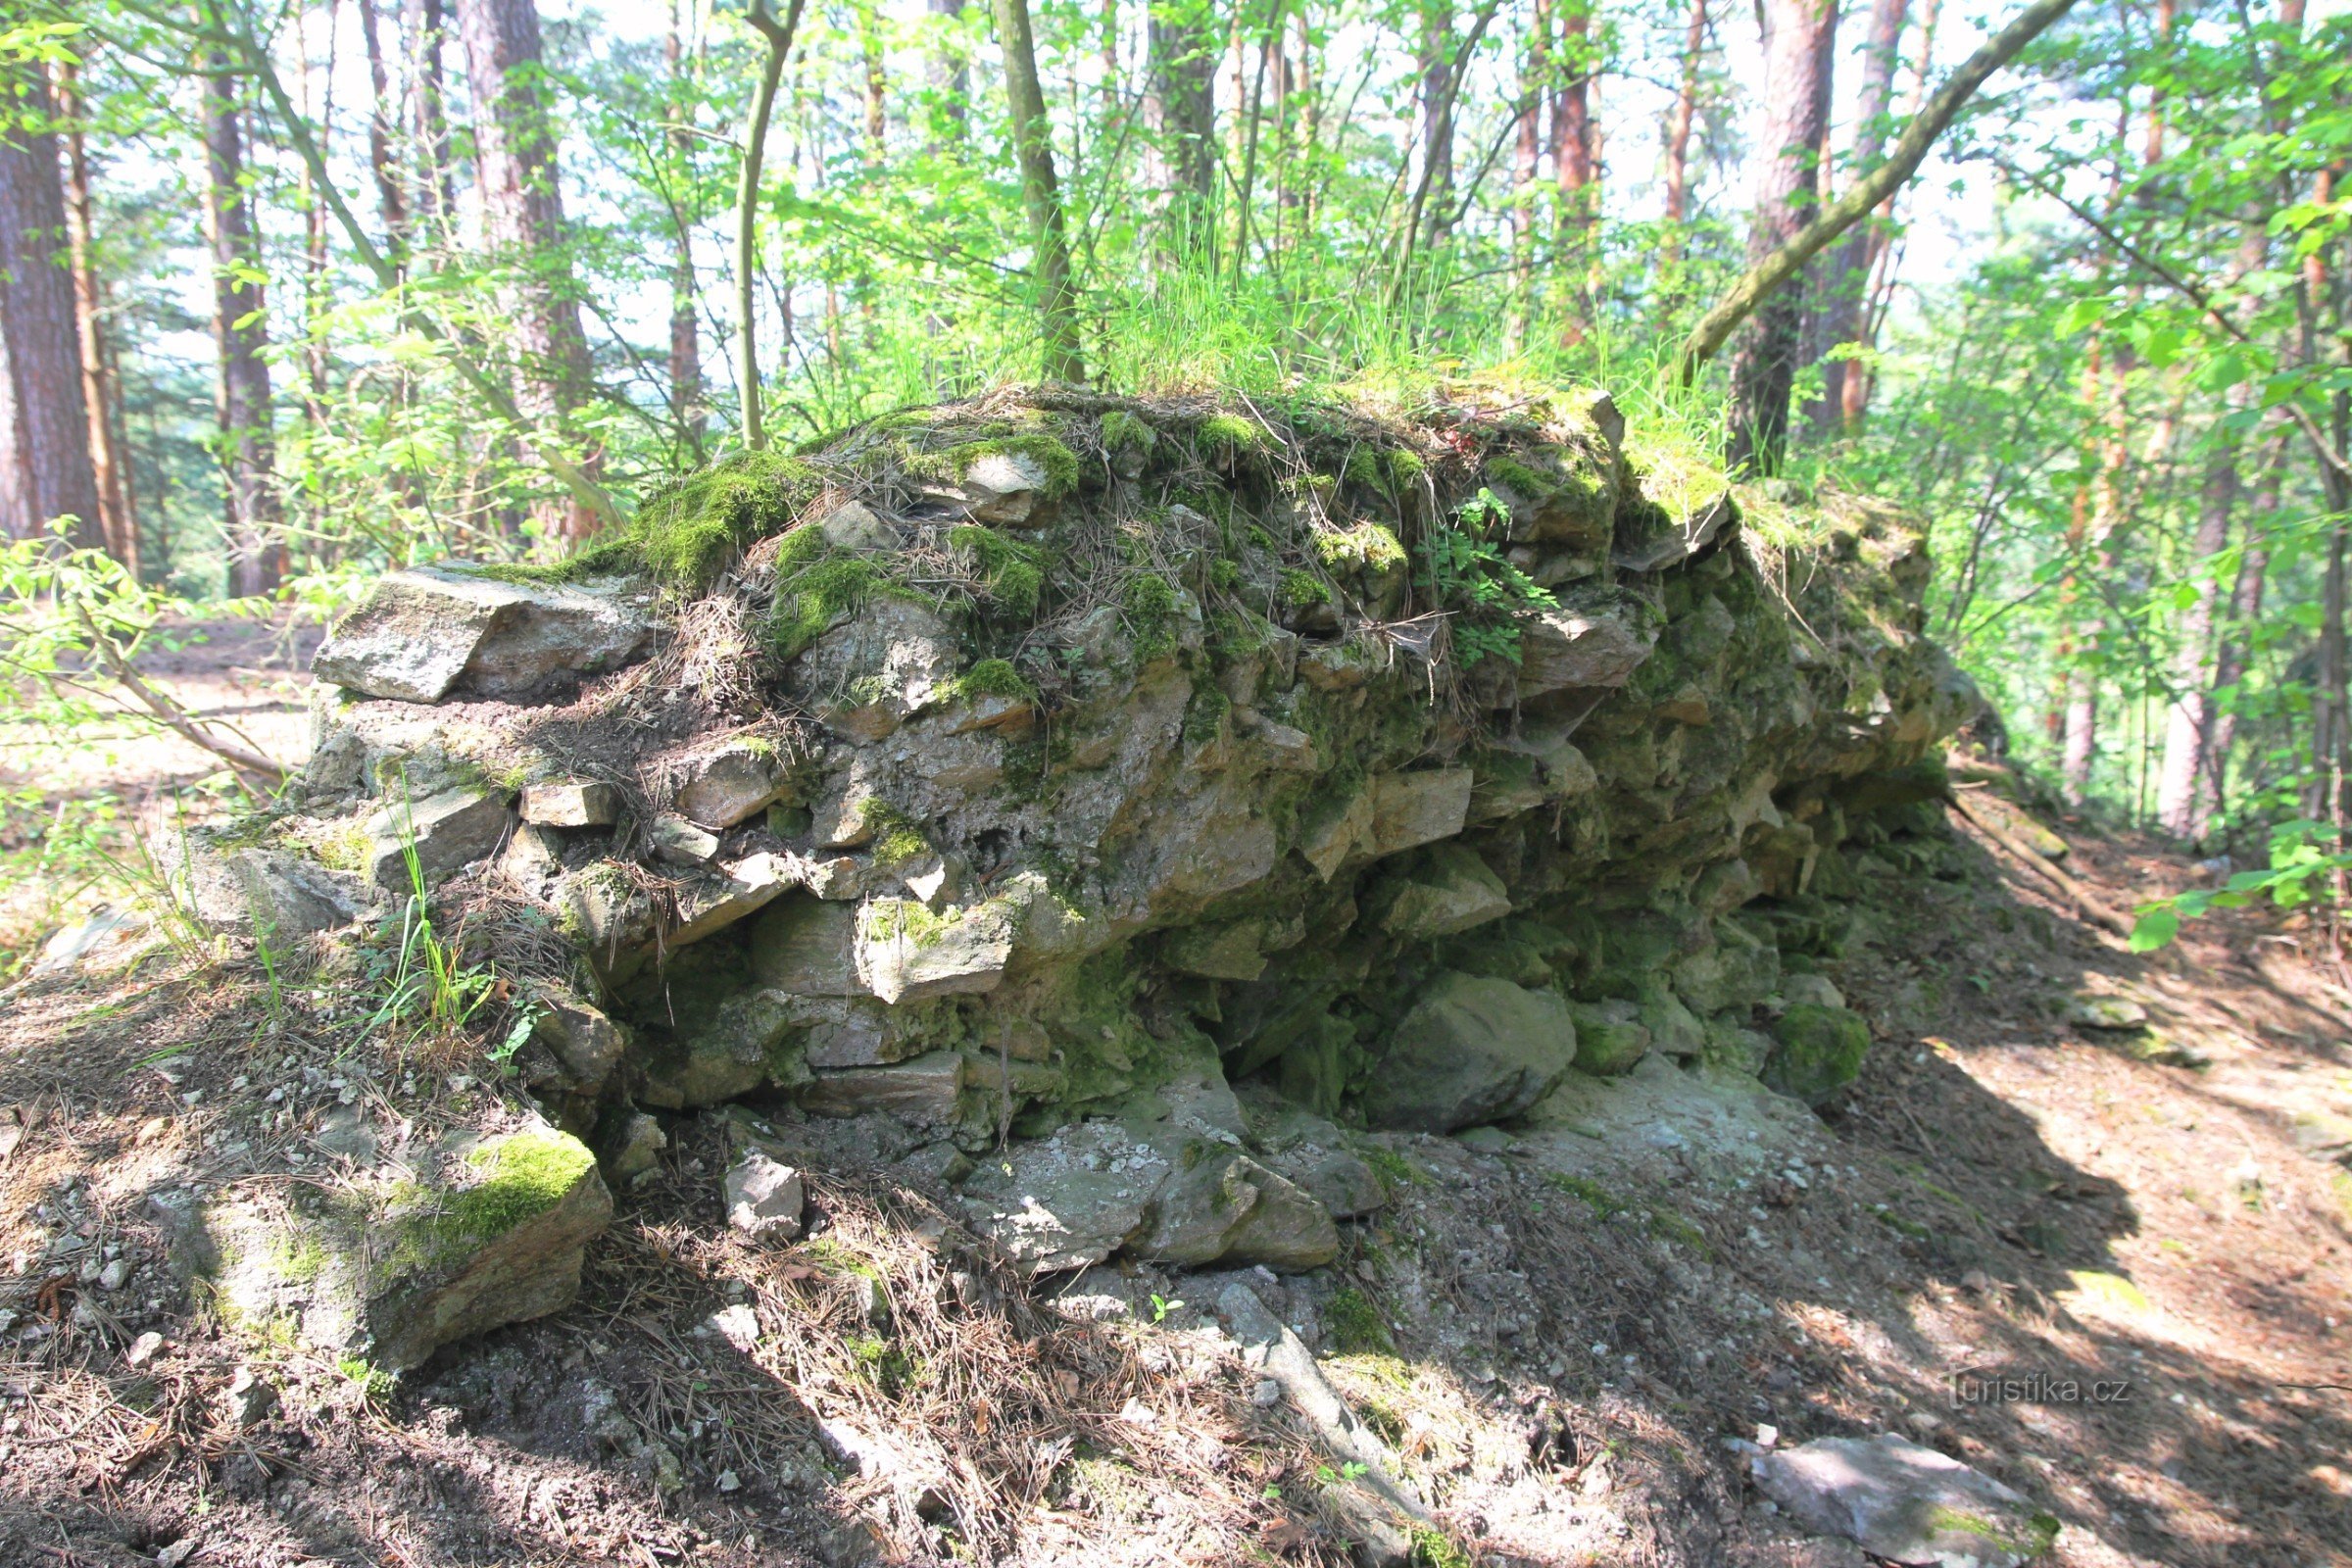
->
[1765,1004,1872,1104]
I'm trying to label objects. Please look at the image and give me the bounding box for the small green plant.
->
[1420,488,1555,666]
[2131,818,2352,951]
[362,785,499,1039]
[336,1354,396,1408]
[1148,1293,1184,1323]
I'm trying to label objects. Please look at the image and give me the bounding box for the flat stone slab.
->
[314,564,653,705]
[1752,1435,2058,1567]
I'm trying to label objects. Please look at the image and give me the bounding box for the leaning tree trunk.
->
[0,60,102,548]
[455,0,601,540]
[202,48,282,595]
[1726,0,1839,475]
[994,0,1086,383]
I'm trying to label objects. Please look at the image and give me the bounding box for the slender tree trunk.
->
[2155,433,2236,838]
[1661,0,1705,237]
[457,0,601,538]
[1509,0,1548,347]
[1148,0,1216,254]
[361,0,410,260]
[927,0,971,148]
[994,0,1086,382]
[1726,0,1839,474]
[202,43,283,595]
[666,0,703,452]
[297,0,337,418]
[734,0,805,450]
[1805,0,1904,436]
[2206,438,2284,835]
[405,0,458,239]
[858,1,889,163]
[1418,2,1455,250]
[0,60,102,548]
[55,60,135,573]
[1839,0,1934,425]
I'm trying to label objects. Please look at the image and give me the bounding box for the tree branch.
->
[1678,0,2082,382]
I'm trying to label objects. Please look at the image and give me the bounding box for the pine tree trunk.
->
[1417,2,1455,250]
[1553,0,1594,289]
[456,0,600,539]
[55,60,136,574]
[202,48,282,595]
[1509,0,1548,347]
[1841,0,1935,426]
[1661,0,1705,235]
[0,61,102,548]
[1805,0,1904,437]
[994,0,1086,382]
[1726,0,1839,475]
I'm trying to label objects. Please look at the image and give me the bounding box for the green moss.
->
[1181,685,1232,747]
[380,1130,592,1280]
[1386,448,1426,488]
[1124,573,1180,658]
[310,820,371,874]
[948,524,1047,618]
[1278,568,1329,607]
[857,802,931,869]
[767,555,883,662]
[1324,1287,1394,1355]
[1099,409,1154,453]
[863,897,953,948]
[914,433,1081,500]
[1645,1206,1713,1255]
[1546,1172,1627,1218]
[1764,1003,1871,1104]
[1196,412,1263,458]
[1485,454,1559,499]
[940,657,1037,706]
[1344,448,1387,489]
[605,450,826,589]
[1360,1147,1418,1191]
[1312,522,1406,572]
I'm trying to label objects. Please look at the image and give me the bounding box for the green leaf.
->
[2128,910,2179,953]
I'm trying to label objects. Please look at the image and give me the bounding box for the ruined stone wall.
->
[177,385,1979,1283]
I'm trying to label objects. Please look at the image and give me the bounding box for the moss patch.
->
[1312,522,1405,572]
[1279,568,1329,607]
[1196,412,1264,459]
[940,657,1037,706]
[914,434,1081,500]
[1324,1286,1394,1354]
[469,451,822,592]
[949,524,1047,617]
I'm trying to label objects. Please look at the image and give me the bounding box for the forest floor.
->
[0,622,2347,1567]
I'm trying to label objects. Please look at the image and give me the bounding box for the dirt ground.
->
[0,623,2347,1567]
